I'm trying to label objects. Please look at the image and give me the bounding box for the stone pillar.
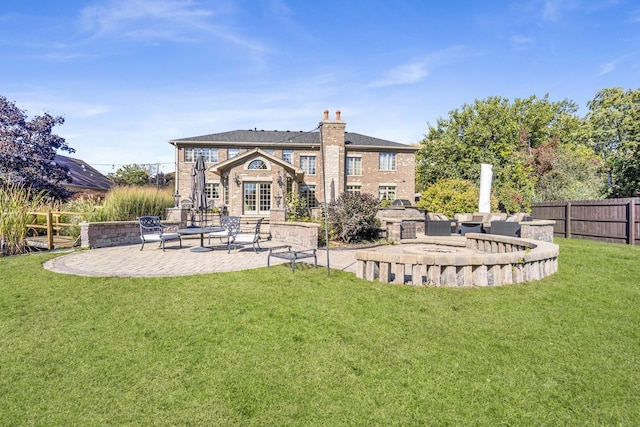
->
[165,207,189,227]
[320,110,346,203]
[270,208,286,223]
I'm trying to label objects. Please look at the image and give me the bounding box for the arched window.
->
[248,160,267,170]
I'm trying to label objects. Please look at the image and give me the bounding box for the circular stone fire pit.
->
[354,234,559,287]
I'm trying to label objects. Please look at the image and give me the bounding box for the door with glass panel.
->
[243,183,271,214]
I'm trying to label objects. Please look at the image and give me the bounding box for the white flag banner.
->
[478,163,493,213]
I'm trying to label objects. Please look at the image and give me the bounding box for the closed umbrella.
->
[192,153,208,226]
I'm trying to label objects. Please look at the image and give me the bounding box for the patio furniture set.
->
[138,215,263,253]
[425,212,533,237]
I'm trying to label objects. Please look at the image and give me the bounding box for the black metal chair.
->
[138,216,182,251]
[227,218,263,253]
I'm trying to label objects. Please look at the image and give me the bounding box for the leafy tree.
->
[585,87,640,197]
[416,94,591,210]
[328,192,380,243]
[107,164,150,186]
[0,95,74,200]
[532,144,605,202]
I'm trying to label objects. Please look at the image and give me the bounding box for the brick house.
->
[169,110,417,218]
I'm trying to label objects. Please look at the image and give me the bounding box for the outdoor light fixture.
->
[233,172,241,186]
[173,192,180,207]
[277,171,285,189]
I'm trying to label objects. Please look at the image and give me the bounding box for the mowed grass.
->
[1,239,639,425]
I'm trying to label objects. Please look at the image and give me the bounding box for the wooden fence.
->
[26,210,82,250]
[531,198,640,245]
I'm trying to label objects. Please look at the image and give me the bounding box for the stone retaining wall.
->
[80,221,179,249]
[354,233,559,287]
[520,220,555,242]
[269,221,319,249]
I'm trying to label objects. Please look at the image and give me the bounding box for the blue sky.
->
[1,0,638,175]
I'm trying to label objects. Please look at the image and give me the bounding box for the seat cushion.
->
[160,233,180,240]
[142,233,162,242]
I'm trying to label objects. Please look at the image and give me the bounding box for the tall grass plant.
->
[0,182,46,255]
[67,186,174,222]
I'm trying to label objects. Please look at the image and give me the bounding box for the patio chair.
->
[227,218,263,253]
[208,215,238,245]
[138,216,182,251]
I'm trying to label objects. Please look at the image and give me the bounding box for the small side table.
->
[460,222,483,236]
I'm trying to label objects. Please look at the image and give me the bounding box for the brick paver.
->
[43,239,358,277]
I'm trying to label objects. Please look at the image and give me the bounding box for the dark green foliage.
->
[328,192,380,243]
[416,93,604,207]
[0,95,74,200]
[587,87,640,197]
[107,164,150,186]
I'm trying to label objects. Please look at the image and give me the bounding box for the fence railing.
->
[531,198,640,245]
[26,210,83,250]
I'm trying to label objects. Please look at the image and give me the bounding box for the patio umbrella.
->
[192,153,208,226]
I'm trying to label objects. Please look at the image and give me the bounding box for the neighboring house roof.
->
[54,154,113,192]
[170,129,417,150]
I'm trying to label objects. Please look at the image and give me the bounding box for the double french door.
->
[243,182,271,214]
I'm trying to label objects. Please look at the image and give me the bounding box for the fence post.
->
[46,211,54,250]
[565,202,571,239]
[629,199,637,245]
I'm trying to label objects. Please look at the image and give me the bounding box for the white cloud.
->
[78,0,268,52]
[368,46,468,88]
[542,0,578,21]
[510,35,535,50]
[599,62,615,75]
[368,62,431,88]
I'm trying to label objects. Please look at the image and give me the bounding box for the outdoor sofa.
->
[425,213,457,236]
[489,213,533,237]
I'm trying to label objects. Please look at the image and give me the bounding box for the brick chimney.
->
[319,110,346,202]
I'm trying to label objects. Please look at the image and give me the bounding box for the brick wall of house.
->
[345,150,415,201]
[171,110,417,214]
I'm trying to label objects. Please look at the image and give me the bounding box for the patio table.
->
[459,221,483,236]
[178,226,224,252]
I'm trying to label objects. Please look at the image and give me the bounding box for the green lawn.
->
[1,238,639,426]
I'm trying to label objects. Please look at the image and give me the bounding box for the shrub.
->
[286,192,310,221]
[0,182,46,255]
[417,178,497,218]
[328,192,380,243]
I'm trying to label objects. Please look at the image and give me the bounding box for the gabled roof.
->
[170,129,415,149]
[208,148,304,176]
[54,154,113,192]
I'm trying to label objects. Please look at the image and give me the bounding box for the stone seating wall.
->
[354,233,559,287]
[269,221,319,249]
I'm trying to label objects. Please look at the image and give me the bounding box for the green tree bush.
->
[417,178,496,217]
[416,94,595,208]
[585,87,640,197]
[328,192,380,243]
[107,164,150,186]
